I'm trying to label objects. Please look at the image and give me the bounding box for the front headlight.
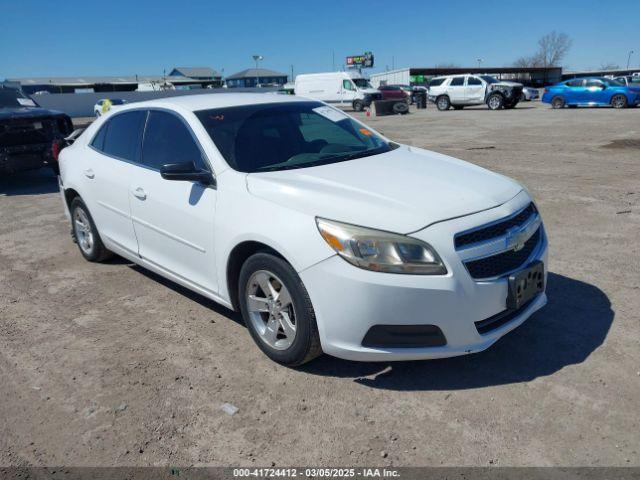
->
[316,218,447,275]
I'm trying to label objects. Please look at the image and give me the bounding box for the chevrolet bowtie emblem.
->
[506,225,529,252]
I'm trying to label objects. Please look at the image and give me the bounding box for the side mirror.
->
[600,84,607,90]
[160,162,214,185]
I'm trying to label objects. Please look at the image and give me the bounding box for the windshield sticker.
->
[313,106,348,123]
[17,98,36,107]
[359,128,373,136]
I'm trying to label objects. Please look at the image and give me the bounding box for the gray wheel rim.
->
[612,95,625,108]
[73,208,94,254]
[437,98,448,109]
[246,270,296,350]
[489,96,501,109]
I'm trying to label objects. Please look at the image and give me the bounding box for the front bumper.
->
[300,190,548,361]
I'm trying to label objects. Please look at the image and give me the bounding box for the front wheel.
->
[352,100,365,112]
[70,197,113,262]
[487,94,504,110]
[239,253,322,366]
[436,95,450,111]
[611,94,628,109]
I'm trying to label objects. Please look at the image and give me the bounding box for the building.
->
[225,68,288,88]
[8,66,222,94]
[168,67,223,85]
[369,67,563,88]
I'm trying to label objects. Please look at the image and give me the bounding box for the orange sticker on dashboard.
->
[359,128,372,136]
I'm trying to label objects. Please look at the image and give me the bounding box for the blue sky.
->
[1,0,638,79]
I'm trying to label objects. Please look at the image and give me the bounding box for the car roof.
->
[120,93,313,113]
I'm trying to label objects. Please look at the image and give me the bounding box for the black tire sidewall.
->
[238,253,320,366]
[552,96,565,109]
[353,100,364,112]
[436,96,450,111]
[487,94,503,110]
[70,198,104,262]
[611,94,627,108]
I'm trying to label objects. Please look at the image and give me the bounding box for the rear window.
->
[96,111,146,161]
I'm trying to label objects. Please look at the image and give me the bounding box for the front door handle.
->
[83,169,95,179]
[132,187,147,200]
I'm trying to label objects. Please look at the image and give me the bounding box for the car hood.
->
[0,106,67,121]
[246,146,523,233]
[494,81,523,88]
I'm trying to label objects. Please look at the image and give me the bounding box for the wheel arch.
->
[64,187,81,209]
[226,240,288,311]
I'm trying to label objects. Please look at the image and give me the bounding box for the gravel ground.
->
[1,101,638,467]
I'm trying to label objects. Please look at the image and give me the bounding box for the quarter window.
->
[100,111,146,161]
[449,77,465,86]
[142,111,204,170]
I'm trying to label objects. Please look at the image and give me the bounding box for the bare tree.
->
[537,31,572,67]
[513,31,572,68]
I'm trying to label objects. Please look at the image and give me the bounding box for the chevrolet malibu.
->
[58,94,548,366]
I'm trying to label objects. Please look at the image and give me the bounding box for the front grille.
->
[465,228,541,279]
[455,203,537,249]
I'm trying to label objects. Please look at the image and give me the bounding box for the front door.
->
[129,110,218,294]
[341,79,357,104]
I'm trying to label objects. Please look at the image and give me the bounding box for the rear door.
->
[129,109,218,293]
[584,78,608,104]
[83,111,145,255]
[447,76,466,103]
[465,76,485,104]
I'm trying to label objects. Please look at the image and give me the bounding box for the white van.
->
[294,71,381,111]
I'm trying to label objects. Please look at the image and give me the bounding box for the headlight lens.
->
[316,218,447,275]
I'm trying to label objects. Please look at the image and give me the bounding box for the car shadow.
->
[0,168,59,196]
[299,272,614,390]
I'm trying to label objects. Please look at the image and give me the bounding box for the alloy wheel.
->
[246,270,297,350]
[73,208,94,255]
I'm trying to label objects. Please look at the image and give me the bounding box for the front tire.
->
[70,197,113,262]
[487,93,504,110]
[352,100,365,112]
[238,253,322,366]
[436,95,450,111]
[611,94,628,109]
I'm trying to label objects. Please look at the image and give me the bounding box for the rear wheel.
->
[611,94,628,109]
[487,93,504,110]
[70,197,113,262]
[239,253,322,366]
[551,96,565,109]
[392,102,409,114]
[436,95,450,111]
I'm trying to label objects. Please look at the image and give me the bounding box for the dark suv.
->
[1,87,73,175]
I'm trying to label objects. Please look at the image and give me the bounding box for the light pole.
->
[252,54,263,87]
[477,58,483,69]
[627,50,634,70]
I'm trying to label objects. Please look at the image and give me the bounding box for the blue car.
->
[542,77,640,109]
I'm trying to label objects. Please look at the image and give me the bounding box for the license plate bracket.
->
[506,261,544,310]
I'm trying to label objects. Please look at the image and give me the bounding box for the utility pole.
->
[252,54,263,88]
[627,50,634,70]
[477,58,483,69]
[332,49,335,71]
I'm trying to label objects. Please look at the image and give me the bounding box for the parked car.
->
[613,75,640,89]
[0,86,73,175]
[58,94,547,366]
[542,77,640,109]
[520,87,540,101]
[378,85,408,102]
[428,74,523,110]
[295,72,382,111]
[94,98,127,117]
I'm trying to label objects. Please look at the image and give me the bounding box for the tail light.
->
[51,139,64,161]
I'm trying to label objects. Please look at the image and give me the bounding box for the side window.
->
[566,79,584,87]
[342,80,356,91]
[449,77,465,87]
[91,123,108,151]
[468,77,482,86]
[142,111,204,170]
[585,79,603,88]
[101,111,146,161]
[429,78,445,87]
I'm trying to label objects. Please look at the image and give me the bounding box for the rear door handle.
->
[132,187,147,200]
[83,169,95,179]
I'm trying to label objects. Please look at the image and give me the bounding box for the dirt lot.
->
[1,101,639,467]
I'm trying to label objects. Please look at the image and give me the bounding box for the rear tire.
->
[611,94,628,109]
[392,102,409,114]
[551,96,565,109]
[436,95,450,111]
[238,253,322,366]
[70,197,113,262]
[487,93,504,110]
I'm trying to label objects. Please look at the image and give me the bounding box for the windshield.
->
[195,101,392,173]
[0,88,38,108]
[480,75,499,84]
[352,78,372,89]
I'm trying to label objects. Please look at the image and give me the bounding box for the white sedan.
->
[58,94,548,365]
[93,98,127,116]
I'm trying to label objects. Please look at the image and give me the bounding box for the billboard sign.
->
[346,52,374,69]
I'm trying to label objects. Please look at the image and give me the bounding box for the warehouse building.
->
[8,66,222,94]
[561,68,640,80]
[225,68,288,88]
[370,66,563,88]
